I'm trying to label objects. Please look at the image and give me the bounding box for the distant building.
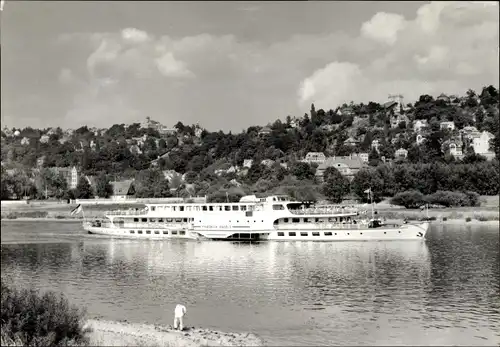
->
[413,119,428,133]
[316,155,367,182]
[51,166,78,189]
[21,137,30,146]
[395,148,408,159]
[303,152,326,165]
[472,131,495,156]
[391,114,409,129]
[243,159,253,168]
[416,134,426,146]
[261,159,274,168]
[436,93,451,103]
[110,179,135,201]
[358,152,369,163]
[440,121,455,131]
[39,135,50,144]
[371,139,381,152]
[448,139,463,157]
[258,126,272,136]
[343,137,359,147]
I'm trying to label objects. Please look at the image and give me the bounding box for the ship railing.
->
[105,209,148,216]
[275,223,364,230]
[289,208,359,215]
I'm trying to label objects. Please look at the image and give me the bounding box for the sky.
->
[1,1,499,132]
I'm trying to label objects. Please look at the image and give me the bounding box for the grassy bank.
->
[0,282,264,347]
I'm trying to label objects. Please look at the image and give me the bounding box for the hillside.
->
[1,86,499,204]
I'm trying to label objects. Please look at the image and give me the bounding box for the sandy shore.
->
[85,319,264,347]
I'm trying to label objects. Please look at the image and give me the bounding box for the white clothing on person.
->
[174,304,187,331]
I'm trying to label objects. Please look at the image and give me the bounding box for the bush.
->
[442,217,448,221]
[465,217,472,222]
[1,282,90,346]
[463,191,480,207]
[390,190,425,209]
[425,191,472,207]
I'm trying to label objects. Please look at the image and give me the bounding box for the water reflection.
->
[1,222,499,346]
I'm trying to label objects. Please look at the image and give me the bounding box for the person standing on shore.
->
[174,304,187,331]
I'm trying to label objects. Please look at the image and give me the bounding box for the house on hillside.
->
[395,148,408,159]
[315,155,366,182]
[303,152,326,164]
[436,93,450,103]
[343,137,359,147]
[390,114,409,128]
[258,126,272,136]
[416,134,426,146]
[51,166,79,189]
[243,159,253,168]
[371,139,381,152]
[471,131,495,158]
[440,121,455,131]
[413,120,428,133]
[444,138,463,157]
[110,180,135,201]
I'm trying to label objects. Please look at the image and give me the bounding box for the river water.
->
[1,221,499,346]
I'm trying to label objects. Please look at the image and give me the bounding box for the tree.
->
[322,167,350,203]
[95,173,113,198]
[134,169,172,198]
[291,162,315,180]
[75,176,94,199]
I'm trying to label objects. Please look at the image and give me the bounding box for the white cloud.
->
[121,28,151,44]
[155,52,194,78]
[360,12,407,45]
[53,1,498,130]
[298,1,499,110]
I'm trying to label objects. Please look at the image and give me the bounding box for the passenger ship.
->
[83,195,429,241]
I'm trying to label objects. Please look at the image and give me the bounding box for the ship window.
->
[232,206,239,211]
[284,218,289,223]
[324,232,332,236]
[246,211,253,217]
[130,230,135,234]
[289,232,296,236]
[300,232,308,236]
[272,204,284,210]
[150,218,156,222]
[175,218,182,222]
[154,230,160,234]
[278,232,285,237]
[151,207,156,211]
[225,206,231,211]
[339,217,344,222]
[183,218,188,222]
[141,218,147,222]
[209,206,213,211]
[241,205,246,211]
[180,206,184,211]
[158,218,164,222]
[166,218,173,222]
[315,218,320,222]
[347,233,350,235]
[163,231,168,234]
[203,206,207,211]
[360,232,363,235]
[180,230,185,235]
[134,218,139,222]
[304,218,310,223]
[138,230,143,234]
[172,207,176,211]
[292,218,300,223]
[186,206,191,211]
[312,232,320,236]
[172,230,178,235]
[146,230,151,234]
[218,206,223,211]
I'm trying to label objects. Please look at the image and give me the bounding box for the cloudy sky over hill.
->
[1,1,498,131]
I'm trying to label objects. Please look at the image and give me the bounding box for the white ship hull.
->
[265,222,429,241]
[84,225,199,240]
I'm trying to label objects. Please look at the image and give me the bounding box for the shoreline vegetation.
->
[0,282,264,347]
[1,197,498,225]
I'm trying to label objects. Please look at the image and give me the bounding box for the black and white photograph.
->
[1,1,499,346]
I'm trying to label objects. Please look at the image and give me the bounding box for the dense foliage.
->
[1,86,498,203]
[0,282,89,346]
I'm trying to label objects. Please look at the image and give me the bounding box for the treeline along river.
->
[1,221,499,346]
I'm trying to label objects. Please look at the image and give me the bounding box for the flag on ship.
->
[70,204,83,215]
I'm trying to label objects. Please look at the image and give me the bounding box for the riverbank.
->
[85,319,264,347]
